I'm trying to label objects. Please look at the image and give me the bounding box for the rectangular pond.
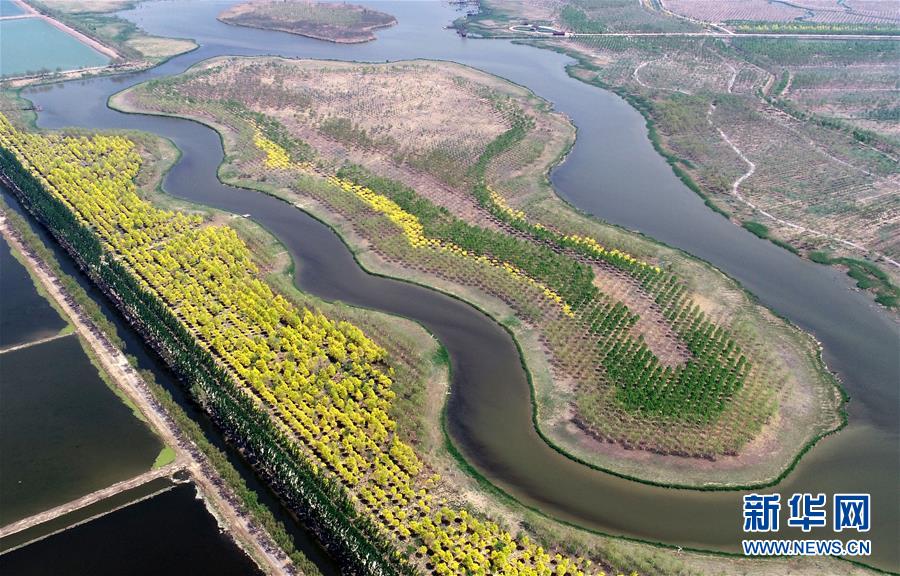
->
[0,0,27,17]
[0,18,108,78]
[0,235,67,349]
[0,483,262,575]
[0,335,164,524]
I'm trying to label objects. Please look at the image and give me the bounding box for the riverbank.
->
[45,83,870,576]
[458,0,900,310]
[109,55,845,489]
[99,72,882,576]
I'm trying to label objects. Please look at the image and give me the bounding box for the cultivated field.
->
[661,0,900,28]
[114,56,845,487]
[559,0,698,33]
[218,0,396,43]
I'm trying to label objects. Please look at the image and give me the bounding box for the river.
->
[18,0,899,571]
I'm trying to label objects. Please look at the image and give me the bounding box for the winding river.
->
[18,0,898,570]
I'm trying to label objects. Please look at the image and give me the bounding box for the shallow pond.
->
[0,18,108,78]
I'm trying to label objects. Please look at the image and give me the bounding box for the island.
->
[218,0,397,44]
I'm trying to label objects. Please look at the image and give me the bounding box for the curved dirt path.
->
[705,105,900,267]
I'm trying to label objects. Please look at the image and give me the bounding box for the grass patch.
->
[810,251,899,308]
[742,220,769,239]
[152,445,177,469]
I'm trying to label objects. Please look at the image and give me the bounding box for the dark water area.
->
[15,0,899,570]
[0,477,174,553]
[0,335,161,524]
[0,483,262,576]
[0,235,66,348]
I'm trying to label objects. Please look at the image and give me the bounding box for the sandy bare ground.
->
[0,210,294,575]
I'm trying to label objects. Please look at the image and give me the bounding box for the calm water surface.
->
[0,311,161,524]
[0,234,66,348]
[18,0,899,570]
[0,483,262,576]
[0,0,25,17]
[0,18,108,78]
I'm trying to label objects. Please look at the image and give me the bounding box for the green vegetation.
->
[218,0,396,43]
[742,220,769,239]
[771,71,789,98]
[2,116,632,575]
[810,252,899,307]
[319,116,378,149]
[27,0,196,64]
[558,0,697,33]
[151,445,176,469]
[337,164,597,308]
[560,5,606,33]
[114,56,844,482]
[0,128,408,576]
[336,158,751,424]
[732,38,899,66]
[535,37,896,308]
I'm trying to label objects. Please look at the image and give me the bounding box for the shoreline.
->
[507,36,900,312]
[1,0,198,89]
[9,0,119,59]
[104,76,885,576]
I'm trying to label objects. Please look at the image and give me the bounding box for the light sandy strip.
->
[0,331,73,355]
[0,463,183,539]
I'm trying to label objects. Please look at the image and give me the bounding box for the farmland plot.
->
[708,96,900,259]
[661,0,900,27]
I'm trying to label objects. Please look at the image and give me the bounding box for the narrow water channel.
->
[18,0,899,570]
